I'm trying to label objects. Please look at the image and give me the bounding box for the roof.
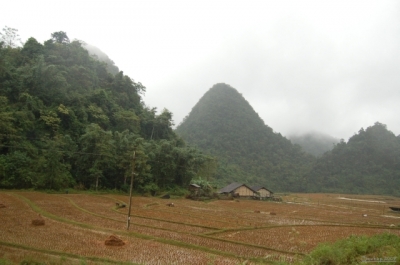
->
[219,182,256,193]
[389,207,400,212]
[251,185,273,193]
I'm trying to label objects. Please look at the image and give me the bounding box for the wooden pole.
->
[126,151,135,230]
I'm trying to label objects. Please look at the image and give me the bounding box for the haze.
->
[2,0,399,140]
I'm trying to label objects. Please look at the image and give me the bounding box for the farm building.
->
[219,182,256,198]
[189,183,200,191]
[251,185,273,199]
[188,184,201,196]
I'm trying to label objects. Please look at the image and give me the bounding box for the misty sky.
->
[2,0,399,140]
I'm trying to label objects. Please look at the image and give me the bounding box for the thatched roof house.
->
[251,185,273,198]
[189,183,200,190]
[219,182,256,197]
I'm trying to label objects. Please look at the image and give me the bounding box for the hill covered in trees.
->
[1,28,399,196]
[176,84,400,196]
[0,29,212,193]
[306,122,400,195]
[176,83,315,190]
[83,43,120,75]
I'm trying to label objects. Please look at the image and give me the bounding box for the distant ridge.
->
[176,83,314,190]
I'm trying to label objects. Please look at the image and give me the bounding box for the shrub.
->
[300,233,400,265]
[0,258,12,265]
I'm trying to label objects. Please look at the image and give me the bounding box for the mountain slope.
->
[0,32,210,191]
[83,43,119,75]
[307,122,400,195]
[176,83,314,190]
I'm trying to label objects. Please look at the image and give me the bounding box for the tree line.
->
[0,27,214,193]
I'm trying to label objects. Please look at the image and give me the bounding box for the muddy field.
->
[1,192,399,264]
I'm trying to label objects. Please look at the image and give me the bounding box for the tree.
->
[0,26,21,48]
[114,130,149,186]
[21,37,43,58]
[35,136,75,190]
[0,96,17,140]
[51,31,70,44]
[78,123,115,190]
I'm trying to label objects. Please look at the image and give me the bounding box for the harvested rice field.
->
[1,192,400,264]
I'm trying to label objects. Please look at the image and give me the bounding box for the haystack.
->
[32,214,45,226]
[32,219,45,226]
[105,235,125,246]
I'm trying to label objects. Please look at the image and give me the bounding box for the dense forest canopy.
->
[1,27,399,196]
[176,83,315,191]
[307,122,400,195]
[176,84,400,196]
[0,28,214,192]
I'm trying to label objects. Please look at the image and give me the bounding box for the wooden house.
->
[219,182,256,198]
[188,184,201,195]
[189,183,200,191]
[251,185,273,199]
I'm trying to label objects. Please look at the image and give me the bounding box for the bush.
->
[0,258,12,265]
[300,233,400,265]
[165,185,189,197]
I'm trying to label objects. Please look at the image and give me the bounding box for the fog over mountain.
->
[288,132,340,157]
[2,0,400,140]
[83,44,119,75]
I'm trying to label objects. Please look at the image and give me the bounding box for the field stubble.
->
[1,192,400,264]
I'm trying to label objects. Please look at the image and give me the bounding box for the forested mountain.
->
[176,83,315,191]
[0,29,213,192]
[1,29,399,196]
[306,122,400,196]
[83,44,119,75]
[288,132,339,157]
[176,84,400,196]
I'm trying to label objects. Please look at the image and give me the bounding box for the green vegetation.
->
[1,27,399,196]
[307,122,400,196]
[83,43,119,75]
[176,84,400,195]
[299,233,400,265]
[176,83,315,191]
[0,29,213,192]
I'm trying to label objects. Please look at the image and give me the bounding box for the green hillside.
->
[83,43,120,75]
[176,84,400,196]
[0,29,211,192]
[2,28,399,196]
[307,122,400,195]
[176,83,315,191]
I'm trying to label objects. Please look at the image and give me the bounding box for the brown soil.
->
[32,219,45,226]
[0,203,5,208]
[105,235,125,246]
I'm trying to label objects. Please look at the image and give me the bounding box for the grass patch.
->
[299,233,400,265]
